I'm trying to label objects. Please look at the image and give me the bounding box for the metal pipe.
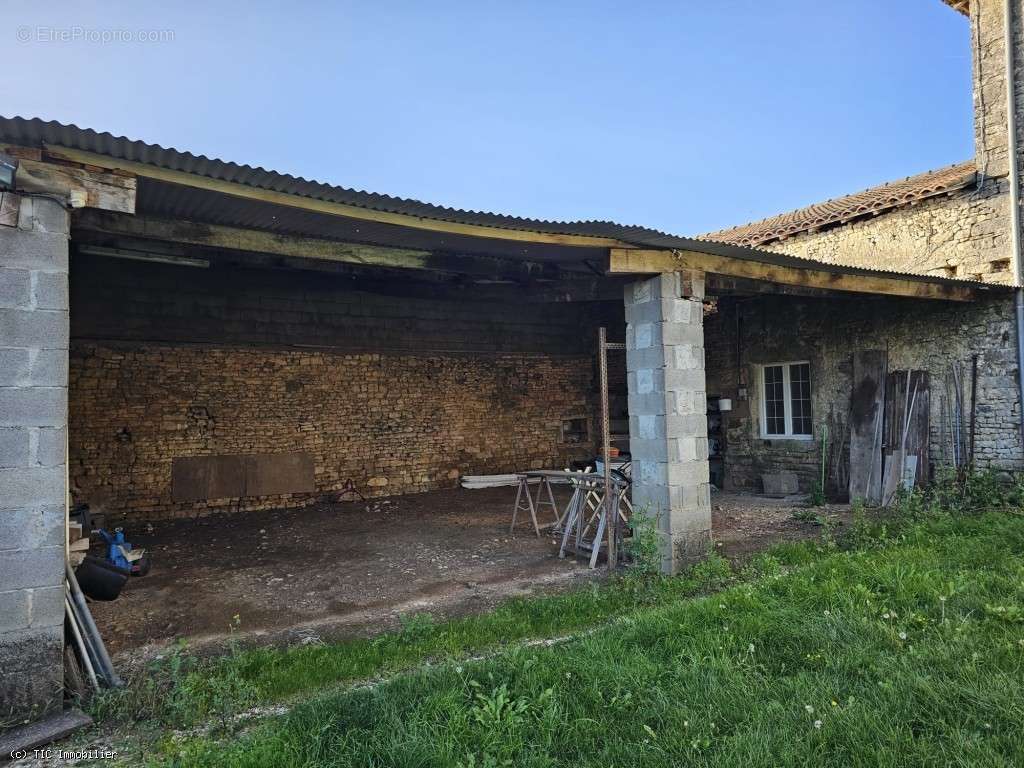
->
[1003,0,1024,447]
[66,561,123,688]
[65,590,99,692]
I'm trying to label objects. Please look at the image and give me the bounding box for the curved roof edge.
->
[0,116,1005,291]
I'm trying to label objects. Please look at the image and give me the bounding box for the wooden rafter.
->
[72,210,562,282]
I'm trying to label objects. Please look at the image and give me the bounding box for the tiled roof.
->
[941,0,969,16]
[702,162,977,247]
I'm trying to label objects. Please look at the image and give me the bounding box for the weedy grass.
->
[100,472,1024,766]
[89,554,726,731]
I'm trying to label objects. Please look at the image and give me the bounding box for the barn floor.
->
[89,486,847,660]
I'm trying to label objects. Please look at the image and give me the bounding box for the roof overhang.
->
[607,248,1000,302]
[1,116,1002,303]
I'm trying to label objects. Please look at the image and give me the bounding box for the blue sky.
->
[5,0,972,234]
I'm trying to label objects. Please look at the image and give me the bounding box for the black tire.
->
[131,553,152,577]
[76,555,130,601]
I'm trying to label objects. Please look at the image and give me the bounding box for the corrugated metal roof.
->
[0,116,1004,291]
[703,162,977,247]
[0,116,659,240]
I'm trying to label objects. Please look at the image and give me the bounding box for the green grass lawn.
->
[100,496,1024,767]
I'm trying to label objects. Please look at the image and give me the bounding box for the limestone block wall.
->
[68,254,621,523]
[703,292,1022,495]
[766,180,1012,284]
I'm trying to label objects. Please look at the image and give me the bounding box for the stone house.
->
[696,0,1024,495]
[1,0,1022,724]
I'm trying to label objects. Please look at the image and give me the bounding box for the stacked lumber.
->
[68,521,90,566]
[460,474,524,489]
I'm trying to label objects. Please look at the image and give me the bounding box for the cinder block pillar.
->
[625,271,711,574]
[0,195,69,719]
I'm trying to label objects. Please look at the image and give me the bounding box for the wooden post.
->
[598,327,615,568]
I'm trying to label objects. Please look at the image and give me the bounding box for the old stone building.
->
[699,0,1024,494]
[2,0,1023,725]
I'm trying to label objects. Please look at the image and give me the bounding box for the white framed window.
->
[759,361,813,439]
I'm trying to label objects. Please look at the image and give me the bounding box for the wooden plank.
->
[72,210,560,282]
[882,370,930,501]
[244,453,315,496]
[849,350,887,505]
[172,453,315,501]
[171,455,246,502]
[43,144,631,249]
[706,274,838,298]
[608,248,980,302]
[0,190,20,226]
[15,158,136,213]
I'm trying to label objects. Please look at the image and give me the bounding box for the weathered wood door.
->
[881,370,930,503]
[849,350,887,505]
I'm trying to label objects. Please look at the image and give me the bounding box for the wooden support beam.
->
[14,158,135,213]
[608,248,980,302]
[46,145,631,248]
[706,274,839,299]
[72,209,561,282]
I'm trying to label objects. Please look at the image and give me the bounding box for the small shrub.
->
[791,508,821,524]
[623,505,662,577]
[891,468,1024,521]
[690,552,732,590]
[846,505,889,551]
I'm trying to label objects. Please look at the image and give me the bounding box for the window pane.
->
[789,363,812,435]
[764,365,786,435]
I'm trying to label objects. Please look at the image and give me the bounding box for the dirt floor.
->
[711,490,852,559]
[87,486,848,660]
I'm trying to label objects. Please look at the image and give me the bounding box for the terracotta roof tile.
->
[702,161,976,247]
[941,0,969,16]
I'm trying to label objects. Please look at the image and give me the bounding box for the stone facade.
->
[68,254,621,523]
[0,195,69,720]
[704,292,1023,494]
[767,179,1013,283]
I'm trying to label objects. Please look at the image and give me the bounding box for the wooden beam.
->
[45,145,631,249]
[72,240,624,304]
[607,248,980,302]
[14,158,135,213]
[72,209,561,281]
[706,274,838,299]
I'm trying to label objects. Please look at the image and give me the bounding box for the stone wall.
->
[69,254,620,522]
[767,179,1013,284]
[703,292,1023,495]
[0,196,69,720]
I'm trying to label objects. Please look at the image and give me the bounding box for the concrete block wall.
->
[0,195,69,721]
[625,272,711,574]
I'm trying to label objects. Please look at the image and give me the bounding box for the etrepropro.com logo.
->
[16,26,175,44]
